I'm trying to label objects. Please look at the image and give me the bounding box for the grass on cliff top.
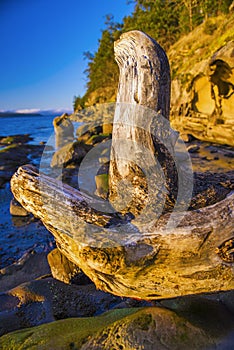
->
[168,13,234,82]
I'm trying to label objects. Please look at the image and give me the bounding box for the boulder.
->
[50,141,91,168]
[95,173,109,199]
[76,123,112,145]
[81,304,234,350]
[86,133,111,146]
[76,124,102,142]
[0,251,51,293]
[1,302,234,350]
[47,248,82,284]
[53,113,74,148]
[0,276,148,337]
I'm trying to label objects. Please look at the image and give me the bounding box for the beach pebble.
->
[10,198,29,216]
[187,144,200,153]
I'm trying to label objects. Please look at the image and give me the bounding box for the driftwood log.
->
[11,31,234,299]
[109,31,179,217]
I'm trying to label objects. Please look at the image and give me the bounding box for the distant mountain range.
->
[0,108,72,117]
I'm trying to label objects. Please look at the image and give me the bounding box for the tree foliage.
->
[73,0,233,111]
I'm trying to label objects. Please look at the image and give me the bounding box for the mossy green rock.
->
[86,134,111,146]
[81,307,213,350]
[0,134,33,145]
[1,305,229,349]
[0,308,139,350]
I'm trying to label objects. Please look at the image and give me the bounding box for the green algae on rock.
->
[2,306,233,350]
[0,308,139,350]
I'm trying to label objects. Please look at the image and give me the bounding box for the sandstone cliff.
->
[79,14,234,146]
[169,14,234,146]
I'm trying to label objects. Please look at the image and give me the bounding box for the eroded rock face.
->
[171,41,234,146]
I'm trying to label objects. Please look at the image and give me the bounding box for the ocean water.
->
[0,114,56,145]
[0,114,58,268]
[0,113,86,267]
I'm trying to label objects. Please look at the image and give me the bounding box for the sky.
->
[0,0,134,111]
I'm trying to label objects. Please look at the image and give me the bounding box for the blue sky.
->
[0,0,134,111]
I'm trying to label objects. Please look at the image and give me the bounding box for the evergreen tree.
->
[123,0,181,49]
[73,0,233,110]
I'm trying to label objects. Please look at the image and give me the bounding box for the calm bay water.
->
[0,114,58,268]
[0,114,56,144]
[0,113,83,267]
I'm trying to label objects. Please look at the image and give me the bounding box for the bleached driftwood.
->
[11,31,234,299]
[109,31,177,215]
[11,164,234,299]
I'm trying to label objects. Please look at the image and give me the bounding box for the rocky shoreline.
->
[0,130,234,349]
[0,134,54,268]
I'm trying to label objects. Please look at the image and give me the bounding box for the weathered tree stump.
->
[11,31,234,299]
[109,31,178,217]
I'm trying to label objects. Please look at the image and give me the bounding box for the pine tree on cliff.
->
[73,0,233,111]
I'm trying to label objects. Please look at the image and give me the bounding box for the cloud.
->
[15,108,41,114]
[0,108,73,115]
